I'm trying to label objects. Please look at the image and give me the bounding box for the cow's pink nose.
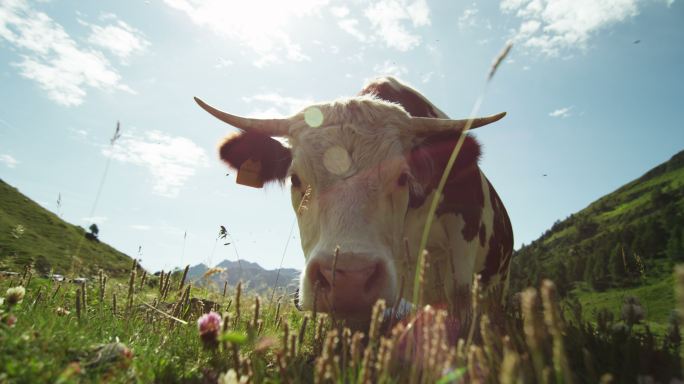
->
[307,260,386,315]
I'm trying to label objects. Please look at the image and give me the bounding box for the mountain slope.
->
[0,179,134,277]
[509,149,684,297]
[185,259,300,296]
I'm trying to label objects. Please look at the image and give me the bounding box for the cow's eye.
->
[291,174,302,188]
[397,172,409,187]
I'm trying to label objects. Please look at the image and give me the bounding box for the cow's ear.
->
[409,132,481,186]
[218,131,292,185]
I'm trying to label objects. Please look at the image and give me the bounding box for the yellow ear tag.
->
[236,159,264,188]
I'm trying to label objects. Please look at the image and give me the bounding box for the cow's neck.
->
[400,167,497,308]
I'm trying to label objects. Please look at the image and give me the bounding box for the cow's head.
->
[195,94,504,321]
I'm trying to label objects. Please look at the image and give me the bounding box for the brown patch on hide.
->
[479,180,513,284]
[359,78,441,118]
[412,133,484,242]
[218,131,292,184]
[359,77,484,219]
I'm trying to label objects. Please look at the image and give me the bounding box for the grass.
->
[572,274,675,335]
[542,226,576,247]
[0,179,133,277]
[1,264,683,383]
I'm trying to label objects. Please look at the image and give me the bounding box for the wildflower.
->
[56,307,71,316]
[198,311,222,348]
[217,369,247,384]
[5,314,17,327]
[6,286,25,306]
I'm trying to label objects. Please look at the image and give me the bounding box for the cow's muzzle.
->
[306,257,388,317]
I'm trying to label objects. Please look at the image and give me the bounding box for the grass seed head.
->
[252,296,260,328]
[112,293,117,316]
[499,336,521,384]
[235,281,242,322]
[369,299,386,344]
[298,315,309,350]
[178,265,190,292]
[350,331,364,370]
[81,283,87,314]
[76,288,82,321]
[139,270,147,290]
[202,267,225,280]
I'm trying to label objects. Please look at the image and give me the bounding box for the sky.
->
[0,0,682,273]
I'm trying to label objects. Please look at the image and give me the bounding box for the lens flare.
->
[304,107,324,128]
[323,145,351,175]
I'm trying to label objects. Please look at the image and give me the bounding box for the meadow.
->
[1,261,683,383]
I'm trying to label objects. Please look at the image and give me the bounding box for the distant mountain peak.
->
[186,259,300,295]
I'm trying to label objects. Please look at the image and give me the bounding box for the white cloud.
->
[0,1,141,106]
[131,224,151,231]
[86,17,150,62]
[253,54,280,69]
[338,18,369,42]
[242,93,315,116]
[0,154,18,168]
[214,57,234,69]
[103,130,209,198]
[162,0,326,66]
[458,4,479,29]
[549,106,573,118]
[500,0,662,57]
[330,5,350,18]
[82,216,108,223]
[68,127,89,139]
[420,71,434,83]
[364,0,431,51]
[373,60,408,78]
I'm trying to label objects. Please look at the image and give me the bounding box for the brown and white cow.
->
[195,77,513,322]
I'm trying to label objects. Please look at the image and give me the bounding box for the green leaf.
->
[220,331,248,345]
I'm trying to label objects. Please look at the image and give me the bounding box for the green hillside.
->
[510,149,684,328]
[0,179,134,277]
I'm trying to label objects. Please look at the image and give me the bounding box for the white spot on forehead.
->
[323,145,351,175]
[304,107,324,128]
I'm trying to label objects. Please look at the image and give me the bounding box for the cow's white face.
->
[288,112,416,318]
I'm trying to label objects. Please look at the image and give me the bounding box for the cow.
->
[195,77,513,323]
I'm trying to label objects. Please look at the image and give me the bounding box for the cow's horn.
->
[194,97,290,136]
[410,112,506,135]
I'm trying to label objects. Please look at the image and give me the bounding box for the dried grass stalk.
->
[75,288,82,321]
[253,296,260,329]
[178,265,189,292]
[235,281,242,324]
[541,280,573,384]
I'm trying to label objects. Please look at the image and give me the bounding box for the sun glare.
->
[175,0,326,55]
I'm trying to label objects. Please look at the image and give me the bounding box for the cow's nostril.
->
[364,264,382,292]
[314,266,331,290]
